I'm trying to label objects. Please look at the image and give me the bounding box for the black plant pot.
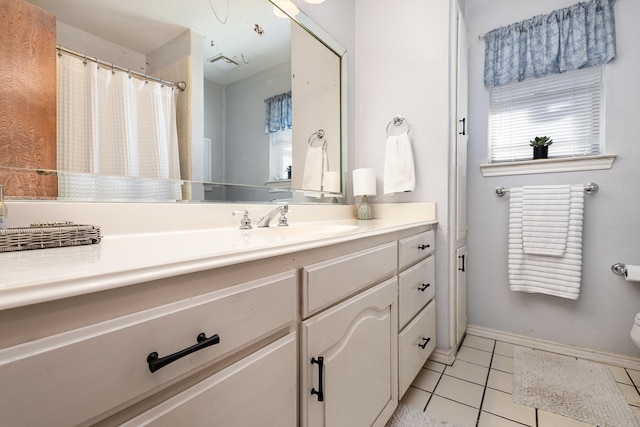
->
[533,146,548,159]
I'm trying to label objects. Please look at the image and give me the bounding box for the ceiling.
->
[27,0,292,85]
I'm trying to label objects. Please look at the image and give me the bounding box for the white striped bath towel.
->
[522,185,571,257]
[508,185,585,300]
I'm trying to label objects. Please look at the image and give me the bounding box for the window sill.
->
[480,154,617,177]
[265,179,291,192]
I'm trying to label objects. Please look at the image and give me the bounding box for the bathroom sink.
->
[247,224,359,237]
[103,223,361,262]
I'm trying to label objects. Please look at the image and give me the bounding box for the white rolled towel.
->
[625,265,640,282]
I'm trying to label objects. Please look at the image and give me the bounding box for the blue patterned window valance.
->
[264,91,292,133]
[483,0,616,88]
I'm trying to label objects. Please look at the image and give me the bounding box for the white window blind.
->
[489,66,603,163]
[269,128,293,180]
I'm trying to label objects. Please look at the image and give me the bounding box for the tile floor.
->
[400,334,640,427]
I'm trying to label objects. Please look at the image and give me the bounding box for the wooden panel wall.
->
[0,0,57,199]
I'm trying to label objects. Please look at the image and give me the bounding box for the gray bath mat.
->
[385,403,464,427]
[513,346,640,427]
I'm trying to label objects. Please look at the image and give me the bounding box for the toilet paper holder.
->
[612,263,627,276]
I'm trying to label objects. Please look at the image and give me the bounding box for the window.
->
[489,66,603,163]
[269,128,292,180]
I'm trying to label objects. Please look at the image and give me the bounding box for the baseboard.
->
[428,347,456,366]
[466,324,640,370]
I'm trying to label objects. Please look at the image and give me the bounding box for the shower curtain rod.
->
[56,45,187,91]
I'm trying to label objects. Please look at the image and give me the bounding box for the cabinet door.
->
[301,278,398,427]
[121,333,297,427]
[456,245,468,346]
[455,9,469,244]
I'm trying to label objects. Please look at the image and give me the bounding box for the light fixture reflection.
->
[272,0,300,17]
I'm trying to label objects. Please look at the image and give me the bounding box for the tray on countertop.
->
[0,222,101,252]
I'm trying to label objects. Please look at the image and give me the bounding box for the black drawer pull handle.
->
[458,254,466,272]
[418,337,431,349]
[147,332,220,373]
[418,283,431,292]
[418,244,430,250]
[311,356,324,402]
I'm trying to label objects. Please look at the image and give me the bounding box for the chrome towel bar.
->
[494,182,599,197]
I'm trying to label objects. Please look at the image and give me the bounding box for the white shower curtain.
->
[57,53,181,201]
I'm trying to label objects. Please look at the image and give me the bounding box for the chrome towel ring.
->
[308,129,326,147]
[386,115,410,136]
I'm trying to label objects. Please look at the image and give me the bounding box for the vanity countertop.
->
[0,215,436,311]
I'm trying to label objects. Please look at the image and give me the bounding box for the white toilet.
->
[630,313,640,348]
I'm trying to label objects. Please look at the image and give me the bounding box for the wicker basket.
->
[0,222,102,253]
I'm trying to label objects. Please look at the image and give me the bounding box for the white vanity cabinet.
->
[299,226,437,426]
[301,243,399,427]
[0,220,437,427]
[397,230,437,397]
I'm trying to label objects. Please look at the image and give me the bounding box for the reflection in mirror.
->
[2,0,345,203]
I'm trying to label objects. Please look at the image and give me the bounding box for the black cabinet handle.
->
[418,337,431,349]
[459,118,466,136]
[418,244,430,250]
[311,357,324,402]
[458,254,466,272]
[147,332,220,373]
[418,283,431,292]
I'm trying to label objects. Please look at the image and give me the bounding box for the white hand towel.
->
[522,185,571,257]
[508,185,585,300]
[302,144,328,192]
[383,132,415,194]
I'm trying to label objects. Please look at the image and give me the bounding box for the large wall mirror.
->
[6,0,345,203]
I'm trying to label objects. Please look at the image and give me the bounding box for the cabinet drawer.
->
[122,332,297,427]
[399,230,435,270]
[399,300,436,397]
[302,242,397,317]
[0,270,296,427]
[398,256,435,329]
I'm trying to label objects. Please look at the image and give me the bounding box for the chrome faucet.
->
[232,210,253,230]
[257,205,289,228]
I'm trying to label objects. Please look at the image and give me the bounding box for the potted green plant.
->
[529,136,553,159]
[285,165,292,179]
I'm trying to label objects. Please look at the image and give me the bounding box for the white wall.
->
[353,0,455,351]
[292,0,356,182]
[296,0,456,351]
[204,80,225,183]
[465,0,640,356]
[224,62,291,192]
[56,22,145,71]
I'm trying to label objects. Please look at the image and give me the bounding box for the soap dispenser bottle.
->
[0,185,7,230]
